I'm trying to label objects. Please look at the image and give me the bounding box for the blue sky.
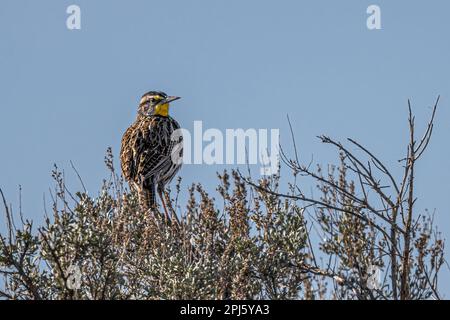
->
[1,0,449,296]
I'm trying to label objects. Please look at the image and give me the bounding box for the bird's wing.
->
[120,123,137,182]
[135,118,170,182]
[121,117,182,186]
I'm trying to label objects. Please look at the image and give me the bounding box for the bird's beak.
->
[163,96,181,104]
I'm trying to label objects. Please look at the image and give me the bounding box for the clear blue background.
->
[1,0,449,296]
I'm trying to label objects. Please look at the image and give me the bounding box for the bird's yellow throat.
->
[155,103,169,117]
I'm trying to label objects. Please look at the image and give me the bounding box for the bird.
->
[120,91,183,220]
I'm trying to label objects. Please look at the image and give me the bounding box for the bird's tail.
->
[138,185,156,211]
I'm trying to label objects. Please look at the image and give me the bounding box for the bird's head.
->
[138,91,181,118]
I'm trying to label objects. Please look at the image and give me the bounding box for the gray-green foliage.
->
[0,155,317,299]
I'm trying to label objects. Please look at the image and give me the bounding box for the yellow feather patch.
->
[154,103,169,116]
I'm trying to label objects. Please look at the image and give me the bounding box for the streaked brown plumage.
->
[120,91,183,215]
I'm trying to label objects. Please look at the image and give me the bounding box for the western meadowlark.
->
[120,91,183,219]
